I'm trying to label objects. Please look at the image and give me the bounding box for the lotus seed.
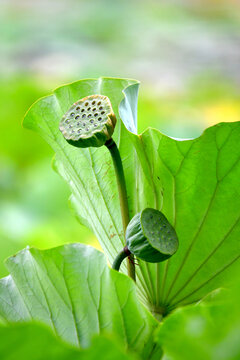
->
[98,117,102,121]
[70,112,75,116]
[77,129,81,133]
[76,106,80,110]
[87,114,91,118]
[75,115,80,119]
[97,101,101,105]
[65,120,70,123]
[99,106,103,110]
[90,120,94,123]
[81,109,85,112]
[93,108,96,112]
[85,102,89,106]
[94,113,98,117]
[101,111,105,115]
[82,114,86,118]
[87,107,91,111]
[92,100,96,105]
[94,124,97,127]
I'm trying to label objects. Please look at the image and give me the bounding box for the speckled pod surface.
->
[59,95,117,148]
[126,208,179,263]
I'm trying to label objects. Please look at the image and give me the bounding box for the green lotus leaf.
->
[0,322,138,360]
[156,283,240,360]
[0,244,161,359]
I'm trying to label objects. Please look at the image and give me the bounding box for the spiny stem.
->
[105,138,136,281]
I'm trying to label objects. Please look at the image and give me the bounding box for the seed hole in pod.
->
[94,124,97,127]
[75,115,80,119]
[92,100,96,105]
[87,114,91,118]
[69,125,72,128]
[76,106,80,110]
[65,119,70,124]
[70,112,75,116]
[101,111,105,115]
[85,102,89,106]
[82,114,86,118]
[82,123,86,126]
[98,117,102,121]
[87,107,91,111]
[99,106,103,110]
[81,109,85,112]
[86,127,89,131]
[77,122,80,126]
[94,113,98,117]
[97,101,101,106]
[90,120,94,123]
[77,129,81,134]
[71,129,75,133]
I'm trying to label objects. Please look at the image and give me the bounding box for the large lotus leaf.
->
[129,122,240,315]
[23,78,145,300]
[23,78,138,265]
[156,284,240,360]
[0,323,137,360]
[23,78,240,316]
[0,244,160,359]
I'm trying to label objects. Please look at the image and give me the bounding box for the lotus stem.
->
[105,138,136,281]
[112,246,131,271]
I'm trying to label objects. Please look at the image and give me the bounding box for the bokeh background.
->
[1,0,240,277]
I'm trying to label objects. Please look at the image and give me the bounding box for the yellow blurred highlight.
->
[203,101,240,127]
[90,237,103,251]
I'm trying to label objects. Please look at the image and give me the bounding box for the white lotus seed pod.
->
[59,95,117,148]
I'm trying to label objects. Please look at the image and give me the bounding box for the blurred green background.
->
[0,0,240,277]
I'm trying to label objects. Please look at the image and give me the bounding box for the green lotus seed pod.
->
[126,208,178,263]
[59,95,117,148]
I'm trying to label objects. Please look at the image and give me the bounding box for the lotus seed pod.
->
[126,208,179,263]
[59,95,117,148]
